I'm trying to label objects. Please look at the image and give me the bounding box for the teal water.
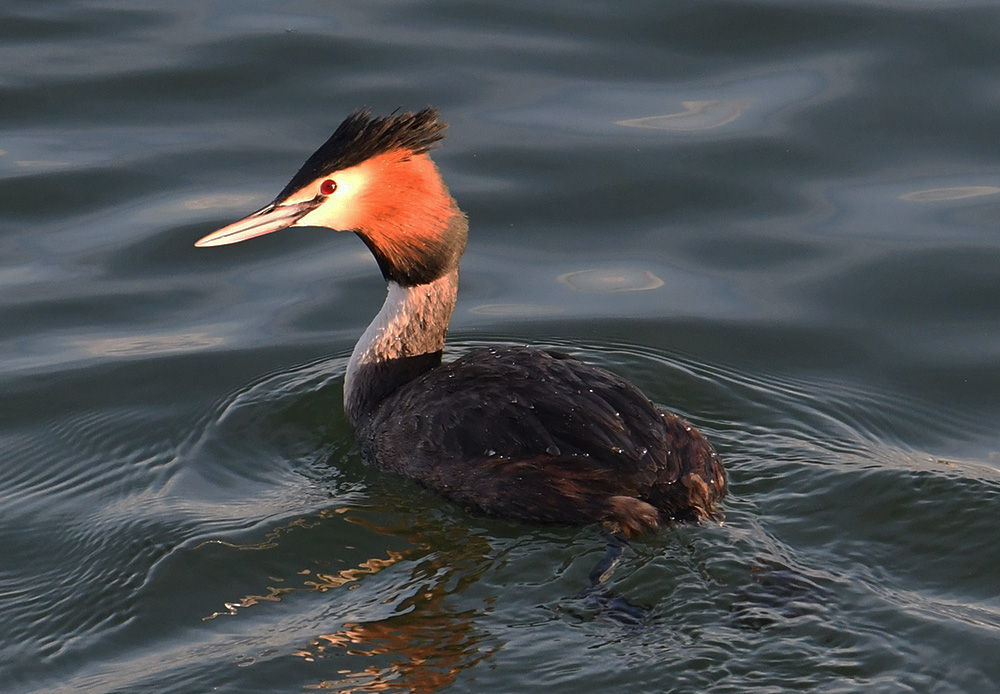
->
[2,1,999,692]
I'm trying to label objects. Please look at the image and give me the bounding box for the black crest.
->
[275,108,447,203]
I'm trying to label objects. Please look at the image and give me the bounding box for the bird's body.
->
[359,345,722,531]
[197,108,725,536]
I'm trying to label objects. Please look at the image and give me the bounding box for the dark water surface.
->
[2,1,999,692]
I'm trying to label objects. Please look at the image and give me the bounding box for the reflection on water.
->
[558,268,664,292]
[728,557,835,631]
[79,332,224,356]
[469,303,564,317]
[198,507,498,693]
[899,185,1000,202]
[182,193,260,211]
[301,596,489,693]
[617,99,754,131]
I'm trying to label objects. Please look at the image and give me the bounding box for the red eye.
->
[320,179,337,195]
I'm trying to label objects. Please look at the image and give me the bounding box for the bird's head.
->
[196,108,467,286]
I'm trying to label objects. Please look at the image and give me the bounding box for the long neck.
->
[344,268,459,430]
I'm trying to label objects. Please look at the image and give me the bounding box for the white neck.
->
[344,269,459,428]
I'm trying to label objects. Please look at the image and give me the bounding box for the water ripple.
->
[3,337,997,692]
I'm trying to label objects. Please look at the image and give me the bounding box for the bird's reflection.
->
[299,513,497,691]
[300,601,490,692]
[203,504,499,692]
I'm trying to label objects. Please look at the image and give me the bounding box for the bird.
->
[195,108,725,539]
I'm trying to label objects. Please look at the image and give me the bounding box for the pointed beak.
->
[194,198,321,247]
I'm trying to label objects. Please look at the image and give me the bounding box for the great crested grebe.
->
[196,108,725,537]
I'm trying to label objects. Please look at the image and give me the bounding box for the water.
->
[2,1,999,692]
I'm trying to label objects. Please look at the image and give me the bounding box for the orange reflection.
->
[299,601,492,692]
[202,505,499,691]
[297,514,497,692]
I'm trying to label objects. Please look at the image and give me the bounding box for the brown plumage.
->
[357,346,725,535]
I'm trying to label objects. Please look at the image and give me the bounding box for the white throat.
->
[344,269,459,425]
